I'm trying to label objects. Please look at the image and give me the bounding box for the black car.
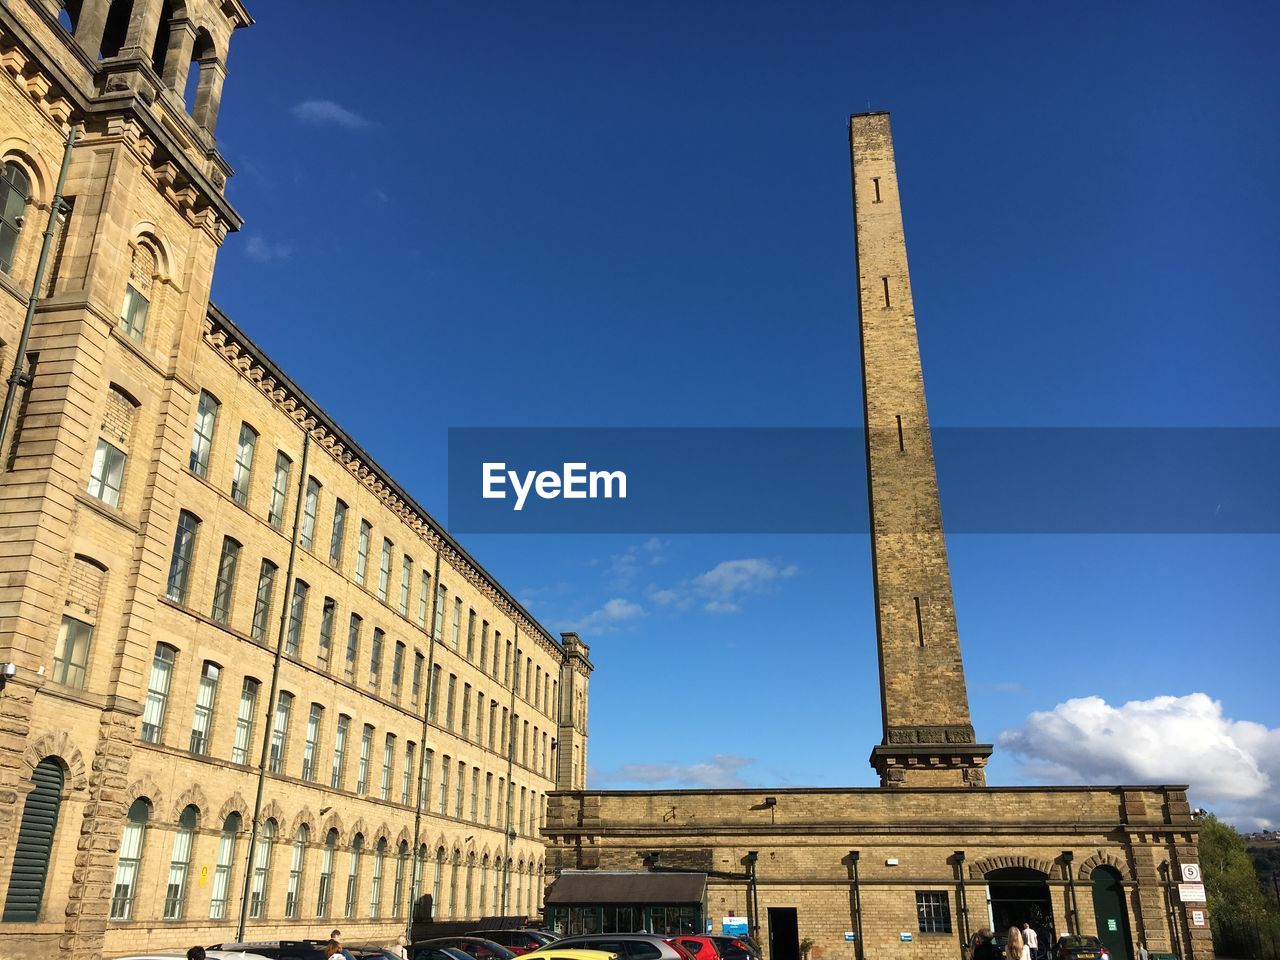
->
[709,938,758,960]
[1053,936,1109,960]
[412,937,518,960]
[466,930,560,954]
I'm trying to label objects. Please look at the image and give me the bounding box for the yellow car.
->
[524,950,619,960]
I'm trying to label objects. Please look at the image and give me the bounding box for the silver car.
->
[546,935,686,960]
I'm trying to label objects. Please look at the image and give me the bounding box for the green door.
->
[1090,867,1132,960]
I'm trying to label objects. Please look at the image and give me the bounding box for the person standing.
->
[974,929,1003,960]
[1007,927,1031,960]
[187,949,206,960]
[1023,922,1039,960]
[1138,942,1149,960]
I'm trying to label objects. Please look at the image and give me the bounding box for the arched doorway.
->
[1090,867,1132,960]
[987,867,1056,949]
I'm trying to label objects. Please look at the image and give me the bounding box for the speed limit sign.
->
[1181,864,1203,883]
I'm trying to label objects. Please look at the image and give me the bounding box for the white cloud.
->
[604,538,669,587]
[576,597,645,633]
[243,234,294,263]
[999,693,1280,829]
[595,754,756,789]
[650,557,798,613]
[291,99,375,130]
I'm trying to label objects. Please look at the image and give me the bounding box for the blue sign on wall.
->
[723,918,749,936]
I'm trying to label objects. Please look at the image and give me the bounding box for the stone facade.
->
[0,3,592,958]
[542,112,1214,960]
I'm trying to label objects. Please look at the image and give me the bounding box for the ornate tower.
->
[555,632,592,791]
[849,112,992,788]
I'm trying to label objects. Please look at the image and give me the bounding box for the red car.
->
[671,937,720,960]
[468,931,560,956]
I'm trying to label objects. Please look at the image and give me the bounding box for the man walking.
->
[1022,922,1039,960]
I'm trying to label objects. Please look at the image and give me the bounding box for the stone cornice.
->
[203,304,567,659]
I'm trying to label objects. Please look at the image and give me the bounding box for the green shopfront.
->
[546,871,707,936]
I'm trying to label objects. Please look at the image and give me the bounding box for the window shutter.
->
[2,759,65,921]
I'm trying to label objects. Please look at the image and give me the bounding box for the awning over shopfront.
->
[547,871,708,905]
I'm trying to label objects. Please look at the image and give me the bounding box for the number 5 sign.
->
[1181,864,1202,883]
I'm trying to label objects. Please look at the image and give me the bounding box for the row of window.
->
[182,388,560,720]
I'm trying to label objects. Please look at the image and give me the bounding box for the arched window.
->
[110,797,152,918]
[449,850,460,918]
[344,833,363,918]
[369,837,386,918]
[209,812,241,919]
[285,824,308,918]
[392,840,408,919]
[58,0,83,33]
[249,817,276,919]
[120,242,155,343]
[432,846,445,918]
[515,860,524,914]
[189,661,220,755]
[98,0,132,60]
[316,828,338,917]
[412,842,427,907]
[0,162,29,275]
[465,851,475,918]
[2,758,65,921]
[184,27,214,115]
[163,804,198,919]
[479,855,489,915]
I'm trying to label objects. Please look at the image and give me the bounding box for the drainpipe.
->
[236,429,311,940]
[502,625,519,915]
[409,547,444,936]
[745,851,760,945]
[954,851,970,960]
[0,123,77,470]
[849,851,865,960]
[1062,851,1078,936]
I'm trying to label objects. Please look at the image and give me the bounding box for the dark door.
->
[1091,867,1133,960]
[2,758,64,921]
[768,907,800,960]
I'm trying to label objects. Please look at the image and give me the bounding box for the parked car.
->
[207,942,328,960]
[114,953,271,960]
[411,948,477,960]
[515,950,616,960]
[534,934,690,960]
[468,930,560,954]
[708,938,756,960]
[670,936,721,960]
[1053,936,1110,960]
[412,937,519,960]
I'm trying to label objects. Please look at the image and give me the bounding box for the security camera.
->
[2,663,16,678]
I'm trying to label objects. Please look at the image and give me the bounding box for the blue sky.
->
[209,3,1279,825]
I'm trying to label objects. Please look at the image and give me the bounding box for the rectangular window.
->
[480,621,489,674]
[165,510,199,604]
[461,683,472,739]
[53,615,93,689]
[231,677,259,764]
[318,597,335,665]
[357,724,374,794]
[466,610,475,660]
[455,759,465,818]
[268,451,292,528]
[189,390,218,476]
[230,423,257,505]
[422,749,434,809]
[475,690,484,743]
[120,282,149,342]
[189,661,220,755]
[392,641,405,699]
[451,597,461,649]
[250,559,278,643]
[483,773,493,825]
[402,740,416,806]
[210,536,240,626]
[302,703,323,781]
[88,438,127,507]
[300,476,321,549]
[140,644,176,743]
[438,755,451,814]
[399,556,412,616]
[428,665,441,721]
[417,570,430,627]
[329,498,347,565]
[470,767,480,822]
[378,538,393,601]
[286,580,308,657]
[916,891,952,934]
[381,733,395,801]
[493,629,502,676]
[445,674,457,729]
[369,628,384,689]
[433,585,446,640]
[412,650,424,702]
[345,614,362,680]
[331,714,350,789]
[355,520,371,586]
[488,701,497,751]
[269,691,293,773]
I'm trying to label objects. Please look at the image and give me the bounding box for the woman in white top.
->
[1006,927,1032,960]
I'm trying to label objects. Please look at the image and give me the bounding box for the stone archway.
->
[985,866,1057,949]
